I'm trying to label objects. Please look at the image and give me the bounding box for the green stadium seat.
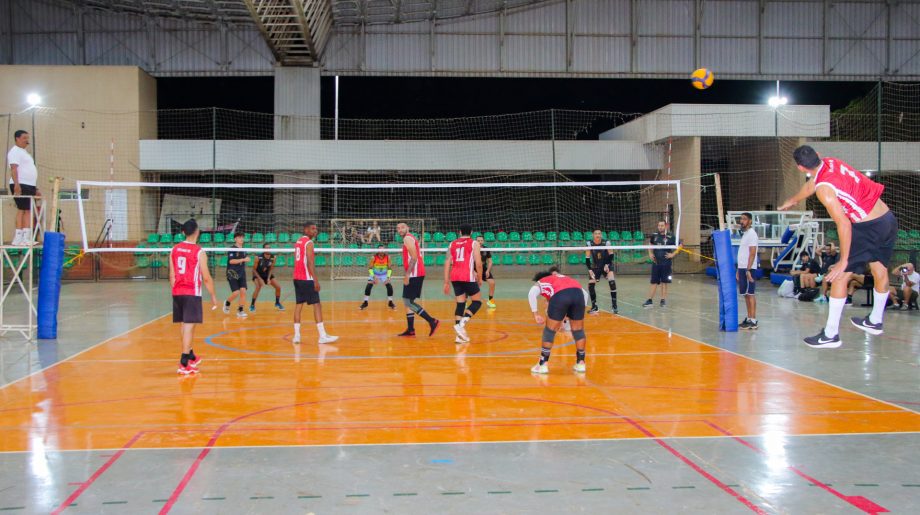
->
[897,229,908,240]
[394,255,404,267]
[446,232,458,241]
[424,254,434,266]
[567,253,581,265]
[172,233,185,243]
[218,255,228,267]
[826,229,839,240]
[534,232,546,242]
[634,231,644,241]
[317,232,329,243]
[273,255,286,267]
[136,255,150,268]
[150,256,163,268]
[388,241,400,248]
[497,232,508,242]
[571,231,583,242]
[635,251,646,263]
[252,233,264,243]
[213,233,225,244]
[315,255,326,267]
[545,232,556,242]
[356,255,368,267]
[424,233,432,242]
[512,254,525,265]
[472,232,481,239]
[243,233,252,243]
[159,234,172,244]
[608,231,620,241]
[522,231,533,242]
[498,254,511,265]
[199,233,212,244]
[621,231,632,241]
[278,233,290,244]
[436,254,446,266]
[342,255,354,266]
[146,233,159,244]
[599,231,607,239]
[433,232,446,243]
[542,254,554,265]
[558,231,571,242]
[509,232,521,242]
[484,232,496,242]
[265,233,277,243]
[528,254,541,265]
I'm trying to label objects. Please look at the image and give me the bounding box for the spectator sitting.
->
[845,270,867,305]
[889,262,919,310]
[790,251,821,292]
[817,243,839,301]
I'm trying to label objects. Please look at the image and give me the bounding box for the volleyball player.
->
[223,232,250,318]
[475,235,497,308]
[170,219,217,375]
[528,266,592,374]
[250,243,284,312]
[361,244,396,310]
[585,230,617,314]
[292,222,338,345]
[444,224,483,343]
[396,222,440,337]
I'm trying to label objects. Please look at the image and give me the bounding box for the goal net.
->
[75,174,681,279]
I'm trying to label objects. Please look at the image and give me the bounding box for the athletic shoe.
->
[397,329,416,337]
[428,319,441,337]
[222,304,230,314]
[642,299,653,308]
[487,300,497,309]
[177,364,198,375]
[660,299,666,308]
[249,304,256,312]
[10,232,22,246]
[275,302,285,311]
[845,295,853,305]
[236,310,248,318]
[453,322,469,342]
[292,335,301,344]
[740,318,751,329]
[613,308,618,314]
[455,336,466,344]
[359,301,369,310]
[850,316,883,336]
[188,356,203,369]
[589,305,599,315]
[747,320,758,330]
[573,362,586,373]
[531,362,549,374]
[318,335,339,344]
[804,329,842,348]
[388,300,396,310]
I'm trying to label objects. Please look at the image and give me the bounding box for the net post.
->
[712,229,738,332]
[50,176,62,232]
[714,173,725,231]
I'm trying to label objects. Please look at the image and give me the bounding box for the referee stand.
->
[0,188,48,340]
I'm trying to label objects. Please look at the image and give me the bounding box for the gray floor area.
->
[0,274,918,514]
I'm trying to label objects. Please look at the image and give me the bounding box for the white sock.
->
[825,297,846,337]
[294,323,301,338]
[363,296,369,301]
[387,296,393,301]
[461,316,470,326]
[13,229,23,242]
[316,322,327,337]
[869,290,888,325]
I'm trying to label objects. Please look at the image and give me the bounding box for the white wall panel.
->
[700,0,758,37]
[637,0,694,36]
[637,37,693,73]
[366,33,429,71]
[763,39,822,74]
[827,2,886,39]
[323,29,362,71]
[701,38,758,74]
[85,31,151,67]
[437,15,500,34]
[572,36,630,73]
[890,41,920,75]
[504,35,565,72]
[763,1,822,38]
[826,40,885,75]
[573,0,630,35]
[505,1,566,33]
[436,35,499,71]
[891,2,920,39]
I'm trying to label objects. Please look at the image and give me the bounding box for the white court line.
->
[603,307,920,415]
[1,431,918,455]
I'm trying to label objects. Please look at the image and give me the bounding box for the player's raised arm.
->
[779,178,816,211]
[199,249,218,309]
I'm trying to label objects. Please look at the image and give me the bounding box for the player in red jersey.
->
[169,219,218,375]
[527,266,591,374]
[292,222,338,345]
[443,224,483,343]
[782,145,898,348]
[396,222,439,337]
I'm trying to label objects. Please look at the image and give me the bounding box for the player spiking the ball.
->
[585,230,617,314]
[170,219,218,375]
[292,222,338,345]
[396,222,440,337]
[360,244,397,310]
[444,224,484,344]
[528,266,592,375]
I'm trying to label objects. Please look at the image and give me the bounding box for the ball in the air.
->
[690,68,714,90]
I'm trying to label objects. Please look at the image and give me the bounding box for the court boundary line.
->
[0,312,170,390]
[603,307,920,415]
[2,430,918,455]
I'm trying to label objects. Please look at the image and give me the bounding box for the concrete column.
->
[274,173,321,233]
[640,137,701,260]
[274,67,320,140]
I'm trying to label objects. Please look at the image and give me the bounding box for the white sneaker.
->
[10,232,23,246]
[222,304,230,314]
[292,335,301,344]
[236,310,248,318]
[318,335,339,344]
[453,323,470,342]
[573,362,586,373]
[530,362,549,374]
[455,336,466,344]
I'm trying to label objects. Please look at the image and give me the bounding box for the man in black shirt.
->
[250,243,284,312]
[585,229,617,314]
[223,232,251,318]
[644,221,680,308]
[476,235,497,308]
[791,251,821,290]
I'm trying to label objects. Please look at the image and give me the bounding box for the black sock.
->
[576,349,585,363]
[609,280,617,309]
[364,283,373,296]
[238,306,243,312]
[224,300,231,307]
[588,283,597,304]
[180,353,190,367]
[385,283,394,297]
[275,295,280,303]
[489,295,494,300]
[250,299,256,306]
[406,313,415,331]
[189,349,197,361]
[417,308,435,324]
[539,347,552,365]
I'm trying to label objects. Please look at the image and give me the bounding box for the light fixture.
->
[26,93,42,107]
[768,96,788,108]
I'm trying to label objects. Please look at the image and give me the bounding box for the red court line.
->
[157,394,768,514]
[704,421,889,515]
[51,432,144,515]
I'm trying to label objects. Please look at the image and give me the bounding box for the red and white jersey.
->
[536,273,581,300]
[293,235,315,281]
[171,242,203,296]
[448,237,477,282]
[814,157,884,222]
[402,233,426,278]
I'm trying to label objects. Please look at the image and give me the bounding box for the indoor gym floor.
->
[0,275,918,514]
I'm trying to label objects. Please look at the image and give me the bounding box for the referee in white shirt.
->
[7,130,40,246]
[736,212,759,330]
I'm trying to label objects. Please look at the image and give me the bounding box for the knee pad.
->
[455,302,466,317]
[542,326,557,343]
[468,300,482,315]
[608,279,617,292]
[572,329,586,340]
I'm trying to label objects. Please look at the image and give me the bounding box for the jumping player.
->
[585,230,617,314]
[475,235,497,308]
[222,232,250,318]
[170,219,218,375]
[396,222,440,337]
[250,243,284,312]
[444,224,483,343]
[292,222,338,345]
[361,245,397,310]
[528,266,592,374]
[782,145,898,348]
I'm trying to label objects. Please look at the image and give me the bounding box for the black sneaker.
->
[748,319,758,330]
[660,299,666,308]
[804,329,841,348]
[359,301,369,310]
[739,318,750,329]
[428,319,441,337]
[397,329,416,337]
[850,316,883,336]
[388,300,396,310]
[845,295,853,305]
[589,305,599,314]
[642,299,653,308]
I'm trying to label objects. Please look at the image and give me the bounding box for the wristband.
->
[368,269,374,278]
[387,269,392,278]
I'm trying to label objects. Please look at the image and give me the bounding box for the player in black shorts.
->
[250,243,284,312]
[644,220,681,308]
[475,235,497,308]
[585,230,617,314]
[223,232,250,318]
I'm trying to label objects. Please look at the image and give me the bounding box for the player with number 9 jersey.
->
[172,241,203,296]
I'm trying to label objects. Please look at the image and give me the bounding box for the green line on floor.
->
[298,495,322,499]
[672,486,696,489]
[441,492,465,496]
[0,508,25,511]
[487,491,511,495]
[582,488,604,492]
[101,501,127,505]
[809,483,832,487]
[202,497,226,501]
[250,496,274,499]
[393,493,418,497]
[725,484,740,488]
[627,487,650,491]
[346,494,370,498]
[535,489,559,493]
[152,500,168,503]
[903,484,920,487]
[854,484,878,487]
